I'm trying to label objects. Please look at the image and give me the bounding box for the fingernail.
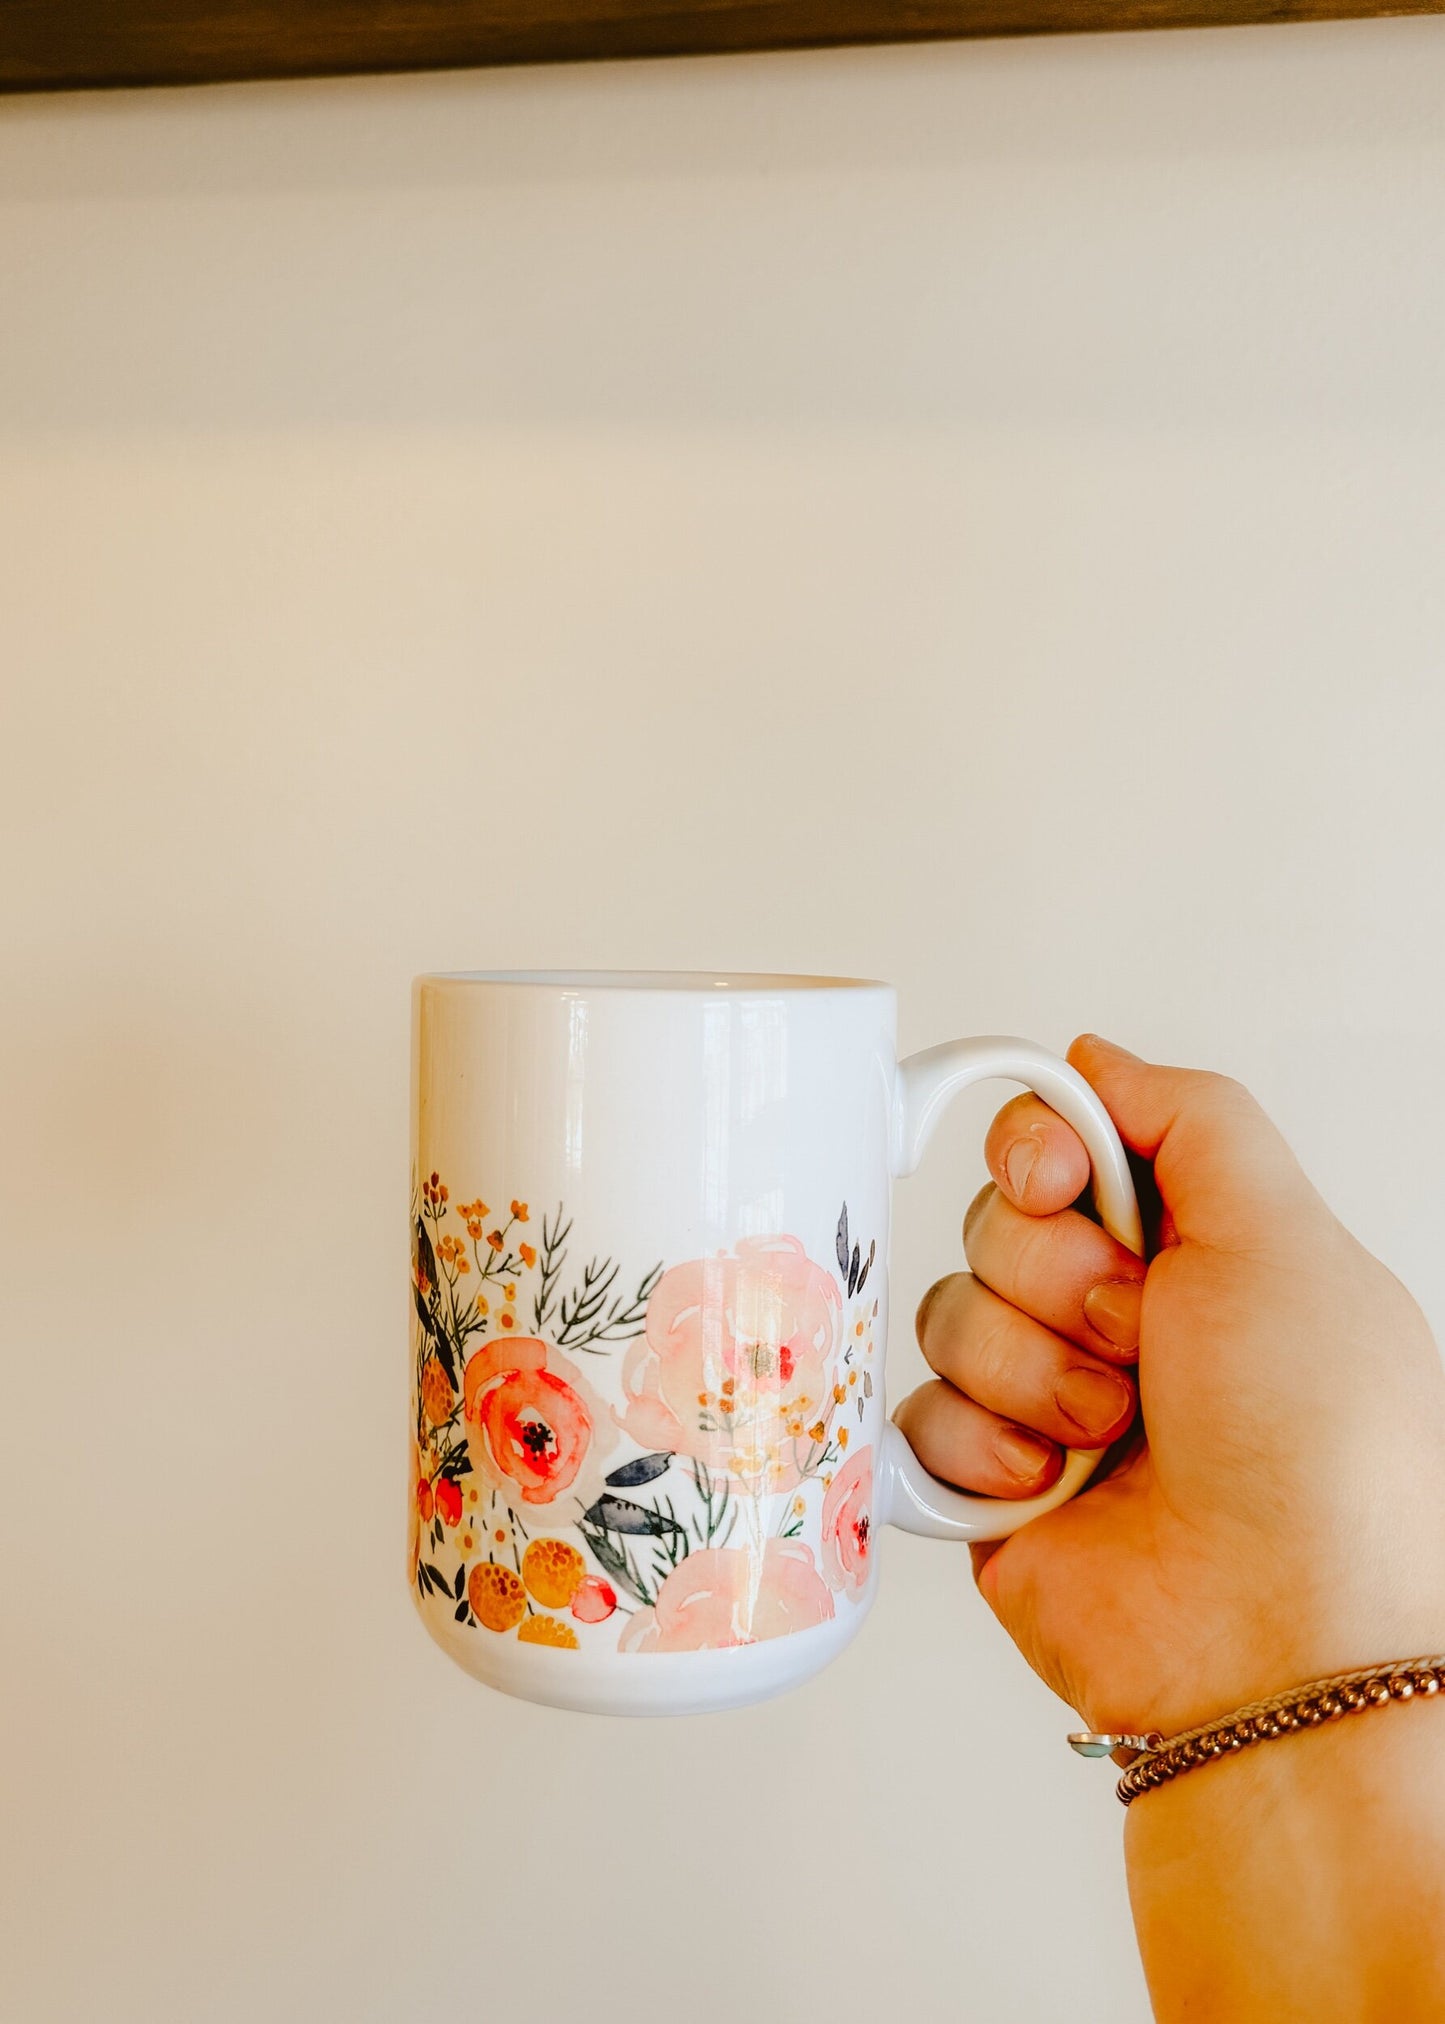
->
[1004,1137,1040,1202]
[995,1424,1055,1481]
[1055,1366,1132,1440]
[1083,1278,1143,1352]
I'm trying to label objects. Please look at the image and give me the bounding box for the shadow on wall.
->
[0,19,1442,436]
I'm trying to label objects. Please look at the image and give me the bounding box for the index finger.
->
[983,1091,1092,1217]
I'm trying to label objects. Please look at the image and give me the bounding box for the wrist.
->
[1126,1696,1445,2021]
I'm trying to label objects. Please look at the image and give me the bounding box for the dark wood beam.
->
[1,0,1439,95]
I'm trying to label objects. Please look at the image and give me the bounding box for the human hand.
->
[894,1034,1445,1737]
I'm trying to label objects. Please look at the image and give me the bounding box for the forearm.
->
[1126,1702,1445,2021]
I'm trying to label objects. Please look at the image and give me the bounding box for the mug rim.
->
[415,969,892,994]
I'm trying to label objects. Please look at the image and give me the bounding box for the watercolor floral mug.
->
[409,972,1143,1716]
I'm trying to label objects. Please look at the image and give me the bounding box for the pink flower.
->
[821,1444,874,1594]
[618,1236,842,1493]
[619,1539,834,1653]
[463,1336,611,1508]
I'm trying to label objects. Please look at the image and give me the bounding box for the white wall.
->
[3,23,1444,2021]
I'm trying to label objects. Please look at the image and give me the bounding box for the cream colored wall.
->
[3,23,1444,2021]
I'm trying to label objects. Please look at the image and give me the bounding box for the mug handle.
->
[881,1036,1145,1544]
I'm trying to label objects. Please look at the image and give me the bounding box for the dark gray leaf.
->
[415,1218,438,1299]
[582,1494,685,1536]
[848,1242,860,1295]
[453,1563,466,1599]
[606,1452,673,1488]
[836,1203,850,1279]
[857,1239,875,1294]
[453,1600,470,1624]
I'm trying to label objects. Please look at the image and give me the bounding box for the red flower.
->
[434,1476,463,1528]
[415,1477,434,1523]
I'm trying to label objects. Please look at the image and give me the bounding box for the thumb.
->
[1067,1034,1318,1251]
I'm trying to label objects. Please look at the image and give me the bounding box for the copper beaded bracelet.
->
[1067,1657,1445,1807]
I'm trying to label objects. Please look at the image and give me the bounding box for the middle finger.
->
[964,1184,1146,1362]
[917,1272,1137,1449]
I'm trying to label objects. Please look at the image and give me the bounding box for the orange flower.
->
[504,1283,516,1302]
[487,1230,504,1252]
[465,1218,484,1242]
[837,1426,849,1449]
[415,1477,434,1522]
[522,1537,586,1608]
[519,1243,537,1269]
[518,1613,577,1649]
[468,1561,526,1633]
[500,1312,515,1330]
[463,1336,596,1505]
[808,1422,826,1444]
[511,1201,530,1222]
[833,1385,847,1405]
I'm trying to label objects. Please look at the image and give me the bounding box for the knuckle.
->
[914,1273,962,1348]
[966,1295,1016,1400]
[962,1181,995,1247]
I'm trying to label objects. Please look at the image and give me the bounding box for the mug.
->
[409,971,1142,1715]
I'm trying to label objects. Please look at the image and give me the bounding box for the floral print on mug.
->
[411,1182,880,1653]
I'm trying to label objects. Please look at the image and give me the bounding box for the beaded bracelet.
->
[1067,1656,1445,1807]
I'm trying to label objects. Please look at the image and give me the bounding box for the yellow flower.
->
[518,1613,578,1649]
[848,1371,857,1387]
[419,1355,454,1427]
[504,1283,516,1302]
[468,1561,526,1633]
[522,1537,586,1608]
[792,1497,805,1516]
[837,1426,849,1449]
[460,1530,475,1552]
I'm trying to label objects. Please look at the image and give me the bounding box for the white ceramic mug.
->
[409,971,1143,1715]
